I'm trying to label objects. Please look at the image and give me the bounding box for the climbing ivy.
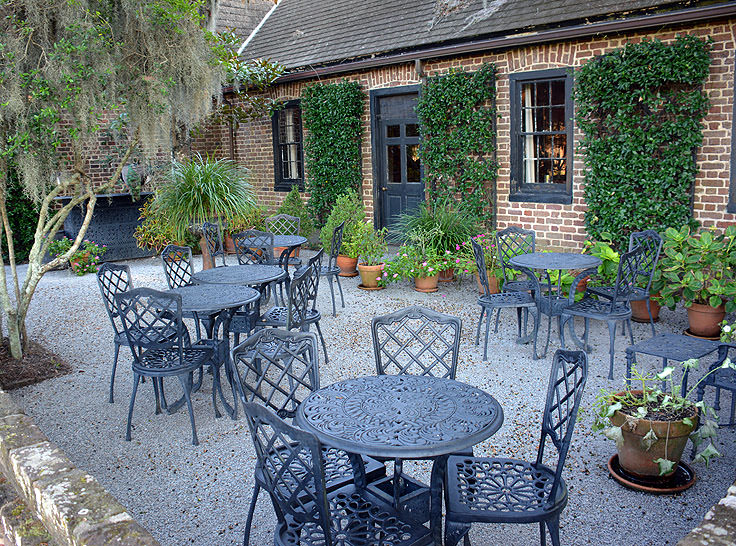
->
[301,81,365,224]
[574,35,711,250]
[416,63,498,220]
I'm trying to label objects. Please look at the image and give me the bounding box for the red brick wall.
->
[200,18,736,250]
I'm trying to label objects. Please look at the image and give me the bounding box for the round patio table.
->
[192,264,286,286]
[295,374,503,544]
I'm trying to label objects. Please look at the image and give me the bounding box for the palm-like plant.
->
[392,198,480,254]
[154,154,255,240]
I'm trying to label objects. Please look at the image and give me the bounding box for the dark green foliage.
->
[1,170,38,263]
[416,64,498,221]
[301,81,365,224]
[276,185,315,237]
[575,35,711,250]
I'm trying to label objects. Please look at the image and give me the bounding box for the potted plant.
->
[382,242,443,293]
[224,205,268,253]
[593,358,732,482]
[319,190,365,277]
[582,232,620,292]
[454,233,502,295]
[153,154,255,267]
[631,269,663,323]
[272,185,316,256]
[658,225,736,337]
[354,221,388,289]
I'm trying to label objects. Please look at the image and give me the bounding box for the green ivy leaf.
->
[693,443,721,467]
[654,458,676,476]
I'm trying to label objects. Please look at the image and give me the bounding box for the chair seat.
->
[478,291,536,307]
[588,285,647,301]
[277,484,432,546]
[445,455,567,522]
[136,347,214,374]
[259,306,321,327]
[563,296,631,318]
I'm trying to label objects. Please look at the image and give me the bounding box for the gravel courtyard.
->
[12,251,736,546]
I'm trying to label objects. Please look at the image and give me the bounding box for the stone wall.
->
[204,17,736,250]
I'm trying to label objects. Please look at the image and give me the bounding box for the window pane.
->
[534,107,550,132]
[551,80,565,105]
[406,144,420,182]
[553,135,567,158]
[551,107,566,132]
[406,124,419,137]
[387,145,401,183]
[387,125,400,138]
[536,81,550,106]
[536,135,553,159]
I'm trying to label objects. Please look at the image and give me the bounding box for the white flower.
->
[723,325,732,333]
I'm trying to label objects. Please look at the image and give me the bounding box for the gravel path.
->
[12,252,736,546]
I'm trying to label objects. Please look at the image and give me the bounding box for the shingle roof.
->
[241,0,691,70]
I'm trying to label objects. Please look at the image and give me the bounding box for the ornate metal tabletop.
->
[167,284,259,313]
[192,264,286,286]
[296,375,504,459]
[510,252,601,271]
[272,234,307,248]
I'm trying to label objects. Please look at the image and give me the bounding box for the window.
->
[272,100,303,192]
[509,69,573,204]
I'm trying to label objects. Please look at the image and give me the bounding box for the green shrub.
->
[575,35,711,250]
[319,189,365,257]
[276,185,315,237]
[1,170,38,263]
[134,198,198,252]
[228,205,268,233]
[301,81,365,224]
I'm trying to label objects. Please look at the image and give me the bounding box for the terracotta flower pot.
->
[576,275,590,293]
[610,390,698,479]
[631,294,661,323]
[438,268,456,282]
[474,272,500,295]
[224,234,236,254]
[687,302,725,337]
[414,274,439,293]
[336,254,359,277]
[358,263,384,289]
[199,237,213,270]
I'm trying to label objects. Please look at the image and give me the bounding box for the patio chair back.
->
[265,213,300,236]
[285,266,312,331]
[372,305,462,379]
[327,221,345,270]
[242,402,333,543]
[536,349,588,504]
[497,226,535,285]
[201,221,226,268]
[233,229,274,265]
[232,329,319,419]
[161,245,194,289]
[97,262,133,336]
[608,245,644,311]
[629,230,662,293]
[304,249,323,310]
[471,239,492,296]
[114,288,185,363]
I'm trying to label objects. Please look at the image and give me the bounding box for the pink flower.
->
[402,253,408,257]
[455,244,460,250]
[464,269,469,273]
[455,258,460,263]
[422,261,428,267]
[428,267,434,272]
[393,273,398,278]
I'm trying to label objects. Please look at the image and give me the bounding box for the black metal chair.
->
[496,226,536,293]
[115,288,224,446]
[232,329,385,545]
[588,229,663,336]
[471,240,538,361]
[560,246,643,379]
[96,263,134,403]
[266,213,302,267]
[258,251,328,363]
[232,229,275,265]
[242,402,432,546]
[201,221,226,268]
[441,349,588,546]
[319,221,345,317]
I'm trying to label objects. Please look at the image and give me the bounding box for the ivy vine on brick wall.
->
[574,35,712,250]
[301,81,365,224]
[416,63,498,220]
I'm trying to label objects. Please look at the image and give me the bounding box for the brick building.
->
[205,0,736,250]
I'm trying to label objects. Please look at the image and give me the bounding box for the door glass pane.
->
[406,144,420,182]
[387,145,401,183]
[406,124,419,137]
[387,125,400,138]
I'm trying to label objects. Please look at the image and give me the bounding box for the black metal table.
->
[295,374,504,545]
[167,284,259,418]
[192,264,286,286]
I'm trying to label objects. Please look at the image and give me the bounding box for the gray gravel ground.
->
[12,251,736,546]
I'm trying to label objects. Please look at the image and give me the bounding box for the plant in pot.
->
[319,189,365,277]
[273,185,316,255]
[593,358,733,488]
[658,225,736,338]
[582,232,620,292]
[353,221,388,290]
[392,198,479,282]
[153,154,255,268]
[454,233,502,295]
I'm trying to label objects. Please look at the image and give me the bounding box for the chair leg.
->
[546,516,561,546]
[516,307,523,338]
[314,321,329,363]
[210,365,223,419]
[646,297,656,337]
[493,308,501,333]
[243,482,260,546]
[607,320,617,380]
[543,314,552,359]
[444,519,471,546]
[335,273,345,308]
[540,521,547,546]
[110,342,121,404]
[327,275,337,317]
[559,315,568,349]
[474,308,485,346]
[483,306,492,361]
[178,374,199,446]
[152,376,162,415]
[126,373,141,441]
[627,319,635,346]
[158,378,168,410]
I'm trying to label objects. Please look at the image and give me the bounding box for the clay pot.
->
[358,263,385,289]
[687,302,725,337]
[577,276,590,293]
[336,255,359,277]
[438,268,456,282]
[414,274,439,293]
[474,272,500,295]
[610,391,698,479]
[199,237,213,270]
[224,234,236,254]
[631,294,661,323]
